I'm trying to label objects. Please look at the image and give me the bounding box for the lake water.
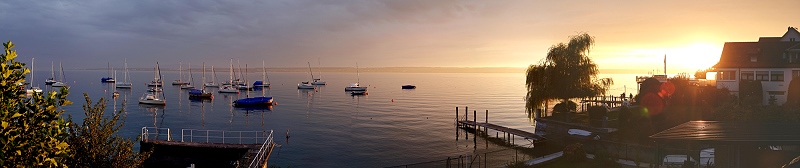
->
[28,69,638,167]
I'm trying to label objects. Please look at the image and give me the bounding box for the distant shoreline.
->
[65,67,652,74]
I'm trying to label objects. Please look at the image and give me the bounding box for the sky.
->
[1,0,798,74]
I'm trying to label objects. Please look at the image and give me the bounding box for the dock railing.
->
[181,129,271,144]
[248,130,275,168]
[141,127,172,141]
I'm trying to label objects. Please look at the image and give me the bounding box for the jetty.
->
[139,127,277,168]
[455,107,546,144]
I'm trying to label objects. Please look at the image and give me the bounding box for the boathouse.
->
[713,26,800,105]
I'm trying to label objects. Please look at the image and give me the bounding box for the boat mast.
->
[202,62,206,89]
[179,62,183,83]
[356,62,360,84]
[317,58,322,79]
[211,65,216,84]
[307,62,314,81]
[237,59,242,82]
[51,61,55,80]
[229,58,234,83]
[188,62,193,85]
[124,58,128,83]
[59,62,64,82]
[107,62,110,78]
[157,62,165,100]
[31,58,34,87]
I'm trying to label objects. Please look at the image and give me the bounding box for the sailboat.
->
[345,63,367,92]
[116,59,132,88]
[298,62,316,89]
[147,65,163,87]
[139,62,166,105]
[237,63,253,90]
[253,60,270,88]
[26,58,43,94]
[218,59,239,93]
[190,62,213,99]
[112,70,120,98]
[311,59,326,85]
[51,62,67,87]
[45,61,56,85]
[180,62,195,89]
[101,62,115,83]
[204,64,219,87]
[172,62,188,85]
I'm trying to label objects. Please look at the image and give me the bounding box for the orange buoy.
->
[391,99,394,102]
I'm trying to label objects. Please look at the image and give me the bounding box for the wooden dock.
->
[457,120,545,142]
[455,106,546,145]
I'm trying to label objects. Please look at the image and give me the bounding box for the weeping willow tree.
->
[526,33,613,114]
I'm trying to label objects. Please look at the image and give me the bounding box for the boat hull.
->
[138,99,166,105]
[345,87,367,91]
[52,82,67,87]
[402,85,416,89]
[233,97,273,107]
[116,83,133,88]
[101,77,115,83]
[297,84,315,89]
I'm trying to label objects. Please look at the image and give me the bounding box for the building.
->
[713,26,800,105]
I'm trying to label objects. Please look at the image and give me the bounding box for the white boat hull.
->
[204,83,219,87]
[297,84,315,89]
[51,82,67,87]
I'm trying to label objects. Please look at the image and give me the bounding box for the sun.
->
[668,43,722,71]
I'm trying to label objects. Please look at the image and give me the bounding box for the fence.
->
[247,130,275,168]
[141,127,172,141]
[181,129,272,144]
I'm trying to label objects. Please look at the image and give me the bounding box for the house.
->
[714,26,800,105]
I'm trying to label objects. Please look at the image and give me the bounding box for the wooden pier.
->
[455,107,546,145]
[139,127,276,168]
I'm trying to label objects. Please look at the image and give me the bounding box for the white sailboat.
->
[51,62,67,87]
[147,66,163,87]
[140,62,166,105]
[253,60,270,88]
[345,63,367,92]
[26,58,42,94]
[204,64,219,87]
[218,59,239,93]
[298,62,315,89]
[172,62,187,85]
[45,61,56,85]
[237,63,252,90]
[116,59,132,88]
[180,62,195,89]
[311,58,326,85]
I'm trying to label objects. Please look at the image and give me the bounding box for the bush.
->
[553,100,577,113]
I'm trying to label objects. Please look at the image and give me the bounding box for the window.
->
[771,71,784,81]
[751,56,758,62]
[717,70,737,80]
[794,70,800,78]
[756,71,769,81]
[741,71,754,80]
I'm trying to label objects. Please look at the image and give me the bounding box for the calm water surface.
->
[30,69,636,167]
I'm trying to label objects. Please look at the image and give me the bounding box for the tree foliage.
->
[525,33,613,113]
[66,94,151,167]
[0,41,72,167]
